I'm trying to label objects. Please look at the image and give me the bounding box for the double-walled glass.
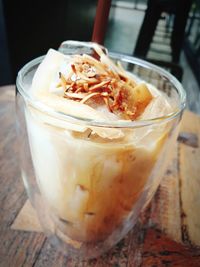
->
[16,41,186,259]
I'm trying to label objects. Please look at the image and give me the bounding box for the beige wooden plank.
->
[179,110,200,246]
[179,112,200,246]
[180,144,200,246]
[150,141,182,243]
[180,110,200,133]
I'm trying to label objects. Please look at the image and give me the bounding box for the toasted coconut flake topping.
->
[57,45,153,120]
[80,92,102,104]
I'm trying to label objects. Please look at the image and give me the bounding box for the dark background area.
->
[0,0,97,85]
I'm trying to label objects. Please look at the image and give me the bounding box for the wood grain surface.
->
[1,85,200,267]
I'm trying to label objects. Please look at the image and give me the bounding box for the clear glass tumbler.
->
[16,41,186,259]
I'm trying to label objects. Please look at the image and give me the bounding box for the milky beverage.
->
[25,45,174,242]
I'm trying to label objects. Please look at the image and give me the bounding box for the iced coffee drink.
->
[17,41,185,257]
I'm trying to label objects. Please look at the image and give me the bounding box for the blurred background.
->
[0,0,200,112]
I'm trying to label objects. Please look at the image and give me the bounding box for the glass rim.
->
[16,52,186,129]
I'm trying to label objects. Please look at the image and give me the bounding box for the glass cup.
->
[16,41,186,259]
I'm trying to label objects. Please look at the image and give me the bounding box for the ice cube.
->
[31,49,65,95]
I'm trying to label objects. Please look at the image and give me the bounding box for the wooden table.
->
[1,85,200,267]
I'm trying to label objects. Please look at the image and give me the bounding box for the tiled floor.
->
[105,2,200,114]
